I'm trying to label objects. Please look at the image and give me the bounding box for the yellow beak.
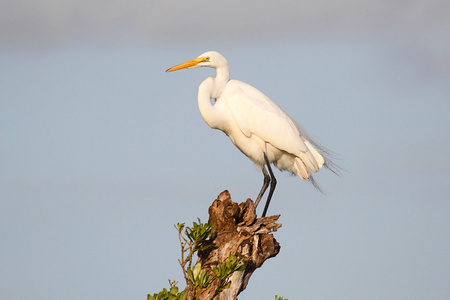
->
[166,57,203,72]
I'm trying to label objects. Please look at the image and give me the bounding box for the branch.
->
[189,190,281,300]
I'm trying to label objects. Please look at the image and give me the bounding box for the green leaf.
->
[176,223,185,233]
[192,262,202,278]
[169,286,179,295]
[187,267,194,283]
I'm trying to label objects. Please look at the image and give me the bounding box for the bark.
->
[187,190,281,300]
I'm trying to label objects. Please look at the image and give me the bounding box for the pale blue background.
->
[1,1,450,299]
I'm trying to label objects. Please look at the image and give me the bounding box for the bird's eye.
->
[203,57,210,62]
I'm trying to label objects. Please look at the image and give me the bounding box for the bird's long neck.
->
[197,65,230,129]
[210,65,229,99]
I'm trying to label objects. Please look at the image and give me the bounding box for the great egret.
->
[166,51,336,217]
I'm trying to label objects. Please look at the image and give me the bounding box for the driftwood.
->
[187,190,281,300]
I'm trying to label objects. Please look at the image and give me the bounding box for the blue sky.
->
[1,1,450,299]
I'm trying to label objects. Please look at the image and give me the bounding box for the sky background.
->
[1,1,450,299]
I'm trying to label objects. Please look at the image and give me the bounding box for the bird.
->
[166,51,337,217]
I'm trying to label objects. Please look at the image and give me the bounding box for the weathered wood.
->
[188,190,281,300]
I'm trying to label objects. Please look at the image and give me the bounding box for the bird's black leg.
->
[254,166,270,208]
[262,153,277,217]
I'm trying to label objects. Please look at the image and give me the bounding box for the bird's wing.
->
[222,80,309,155]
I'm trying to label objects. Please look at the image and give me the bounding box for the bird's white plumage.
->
[166,51,333,212]
[221,80,319,168]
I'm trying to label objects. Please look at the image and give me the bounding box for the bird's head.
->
[166,51,228,72]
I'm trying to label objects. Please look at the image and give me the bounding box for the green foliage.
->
[148,281,186,300]
[212,253,245,293]
[179,219,212,258]
[149,218,245,299]
[184,219,212,252]
[177,219,213,274]
[187,262,211,289]
[275,295,288,300]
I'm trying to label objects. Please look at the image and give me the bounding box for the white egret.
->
[166,51,336,217]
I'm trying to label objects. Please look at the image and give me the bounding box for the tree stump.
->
[189,190,281,300]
